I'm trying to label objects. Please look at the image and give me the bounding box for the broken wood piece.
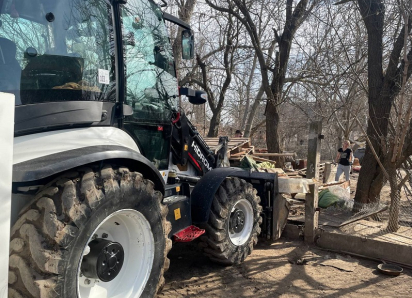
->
[252,152,296,157]
[247,156,276,164]
[262,168,285,174]
[272,194,293,240]
[278,177,313,194]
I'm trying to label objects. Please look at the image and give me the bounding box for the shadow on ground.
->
[161,238,412,298]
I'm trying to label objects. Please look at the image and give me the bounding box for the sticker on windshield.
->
[98,69,110,85]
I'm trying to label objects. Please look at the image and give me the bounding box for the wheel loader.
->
[0,0,279,297]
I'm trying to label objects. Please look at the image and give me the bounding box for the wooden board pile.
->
[203,137,298,177]
[203,137,254,159]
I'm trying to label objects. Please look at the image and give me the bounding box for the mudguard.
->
[191,167,278,223]
[13,145,165,194]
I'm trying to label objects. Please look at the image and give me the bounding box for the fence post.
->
[305,183,319,244]
[323,162,332,183]
[305,121,322,244]
[306,121,322,180]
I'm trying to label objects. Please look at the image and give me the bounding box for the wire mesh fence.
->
[318,158,412,246]
[397,159,412,230]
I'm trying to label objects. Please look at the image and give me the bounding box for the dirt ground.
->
[161,171,412,298]
[161,239,412,298]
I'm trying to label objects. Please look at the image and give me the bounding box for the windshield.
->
[0,0,115,105]
[123,0,178,124]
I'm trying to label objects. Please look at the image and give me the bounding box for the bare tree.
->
[277,1,368,158]
[377,0,412,231]
[175,2,249,137]
[197,12,238,136]
[205,0,321,166]
[334,0,412,207]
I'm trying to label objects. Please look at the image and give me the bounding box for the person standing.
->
[335,140,353,182]
[234,130,243,137]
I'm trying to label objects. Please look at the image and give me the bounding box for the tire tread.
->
[9,165,171,298]
[200,177,262,265]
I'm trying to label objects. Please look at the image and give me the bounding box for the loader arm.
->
[170,111,228,175]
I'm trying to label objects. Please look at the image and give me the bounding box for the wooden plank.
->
[229,137,250,141]
[286,175,302,178]
[244,148,254,155]
[284,171,300,176]
[272,194,293,240]
[203,138,248,142]
[228,138,249,141]
[228,155,278,164]
[241,142,252,149]
[231,146,242,154]
[320,181,346,188]
[228,141,250,151]
[227,141,247,145]
[315,230,412,267]
[262,168,286,174]
[252,152,296,157]
[206,142,251,150]
[305,183,319,244]
[230,152,248,157]
[243,145,254,154]
[278,177,312,193]
[247,156,275,164]
[204,138,253,161]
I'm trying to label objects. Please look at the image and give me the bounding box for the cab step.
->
[173,225,205,242]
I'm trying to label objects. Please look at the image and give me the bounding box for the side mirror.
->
[111,0,128,4]
[181,29,194,60]
[180,87,207,105]
[191,90,207,105]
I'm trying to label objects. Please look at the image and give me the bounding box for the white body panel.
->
[0,93,15,298]
[13,127,140,165]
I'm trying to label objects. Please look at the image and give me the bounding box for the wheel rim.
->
[228,199,254,246]
[77,209,154,298]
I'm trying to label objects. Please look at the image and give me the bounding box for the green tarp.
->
[318,189,340,208]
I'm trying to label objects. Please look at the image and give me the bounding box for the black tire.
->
[8,165,172,298]
[199,177,262,265]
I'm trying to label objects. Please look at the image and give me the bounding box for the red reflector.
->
[188,152,202,170]
[158,126,163,131]
[173,225,205,242]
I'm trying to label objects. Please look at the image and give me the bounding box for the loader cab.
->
[121,0,179,170]
[0,0,117,105]
[0,0,185,170]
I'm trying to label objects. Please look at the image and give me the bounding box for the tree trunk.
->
[240,54,258,131]
[354,0,412,207]
[355,142,385,205]
[244,86,264,138]
[354,0,386,206]
[266,98,283,167]
[207,111,221,137]
[386,162,400,232]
